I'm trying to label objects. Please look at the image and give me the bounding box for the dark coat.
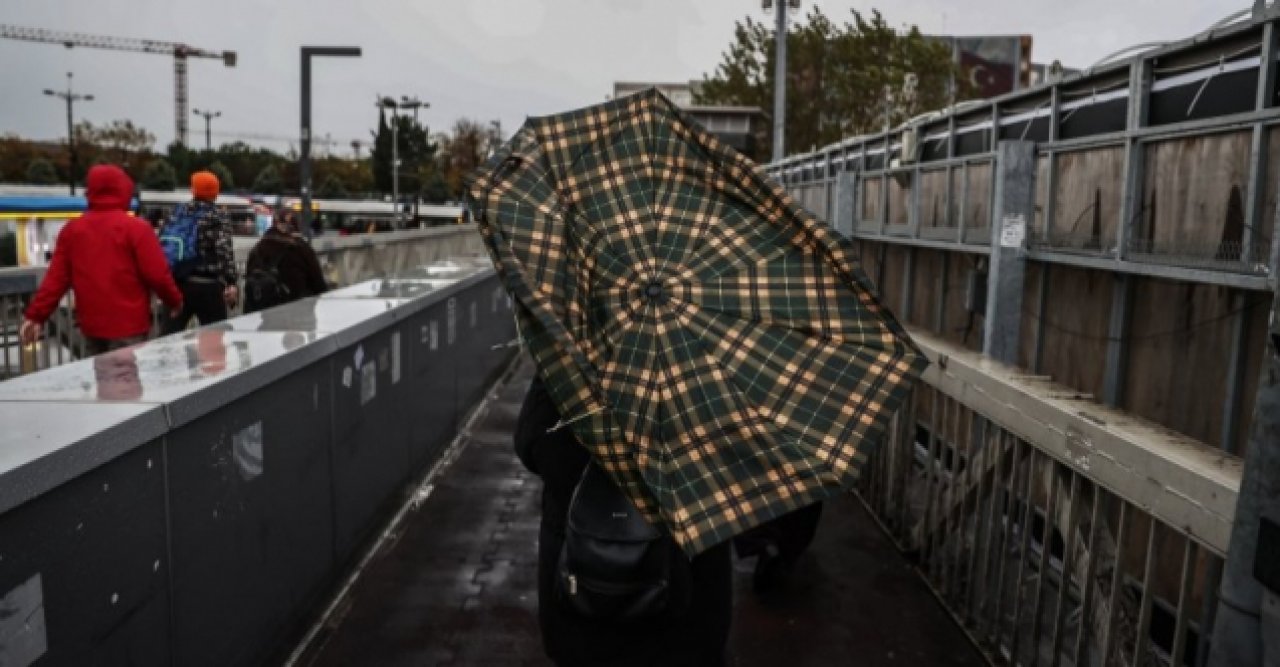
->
[244,228,329,307]
[514,377,732,667]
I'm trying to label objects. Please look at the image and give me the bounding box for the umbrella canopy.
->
[468,89,927,556]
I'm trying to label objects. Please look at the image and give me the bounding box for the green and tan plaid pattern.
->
[468,89,928,556]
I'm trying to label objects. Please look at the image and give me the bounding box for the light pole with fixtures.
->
[192,108,221,151]
[378,95,430,226]
[43,71,93,196]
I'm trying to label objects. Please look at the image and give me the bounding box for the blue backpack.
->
[160,204,201,280]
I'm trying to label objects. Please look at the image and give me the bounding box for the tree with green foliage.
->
[371,109,437,197]
[207,161,235,190]
[73,119,155,174]
[316,174,348,198]
[420,169,450,203]
[698,7,966,159]
[0,135,45,182]
[314,155,372,195]
[25,158,58,185]
[440,118,502,198]
[165,142,194,182]
[252,164,283,194]
[141,159,177,190]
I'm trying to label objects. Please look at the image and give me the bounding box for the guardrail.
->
[0,226,484,379]
[857,328,1241,667]
[0,264,516,666]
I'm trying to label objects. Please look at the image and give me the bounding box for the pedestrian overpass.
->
[6,6,1280,663]
[0,227,985,666]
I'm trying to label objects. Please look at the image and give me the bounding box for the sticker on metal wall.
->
[420,324,429,345]
[999,214,1026,248]
[378,348,390,373]
[353,345,365,371]
[361,362,377,404]
[391,332,402,384]
[0,573,48,667]
[447,298,457,346]
[232,422,265,481]
[342,366,353,388]
[429,320,440,351]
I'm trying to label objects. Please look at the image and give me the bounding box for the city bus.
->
[0,194,87,267]
[285,198,468,234]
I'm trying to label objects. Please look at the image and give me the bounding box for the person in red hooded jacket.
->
[20,164,184,355]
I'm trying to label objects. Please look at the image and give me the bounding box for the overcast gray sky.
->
[0,0,1236,154]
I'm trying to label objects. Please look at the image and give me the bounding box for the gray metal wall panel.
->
[329,326,416,563]
[0,440,169,667]
[166,362,335,667]
[404,299,459,472]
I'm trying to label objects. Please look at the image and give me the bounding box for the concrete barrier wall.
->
[0,266,516,667]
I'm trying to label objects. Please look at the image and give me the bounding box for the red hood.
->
[85,165,135,211]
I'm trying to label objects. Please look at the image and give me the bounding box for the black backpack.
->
[556,461,692,621]
[243,249,291,313]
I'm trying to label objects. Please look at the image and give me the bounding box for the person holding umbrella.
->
[471,89,927,666]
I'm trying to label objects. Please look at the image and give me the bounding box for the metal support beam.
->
[174,54,189,147]
[1244,22,1277,267]
[910,165,922,238]
[1116,59,1152,259]
[879,138,891,235]
[936,251,949,334]
[876,241,888,298]
[1101,274,1133,407]
[1208,282,1280,667]
[824,151,835,223]
[1032,262,1051,374]
[835,170,857,237]
[1220,292,1252,451]
[901,247,915,321]
[1041,87,1060,245]
[983,141,1036,364]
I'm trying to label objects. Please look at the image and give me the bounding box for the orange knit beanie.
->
[191,170,220,201]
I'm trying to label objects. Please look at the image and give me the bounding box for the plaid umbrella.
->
[468,89,927,556]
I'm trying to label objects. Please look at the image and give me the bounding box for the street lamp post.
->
[396,96,428,225]
[378,95,429,227]
[763,0,798,162]
[300,46,362,238]
[192,108,222,151]
[43,72,93,196]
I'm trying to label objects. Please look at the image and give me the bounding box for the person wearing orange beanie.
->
[191,170,220,201]
[160,170,240,333]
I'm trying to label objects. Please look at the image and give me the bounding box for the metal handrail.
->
[856,328,1239,665]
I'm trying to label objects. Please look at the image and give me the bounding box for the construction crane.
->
[0,24,236,147]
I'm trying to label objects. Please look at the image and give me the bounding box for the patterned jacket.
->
[180,200,239,285]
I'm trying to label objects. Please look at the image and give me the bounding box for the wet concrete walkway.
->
[300,361,986,666]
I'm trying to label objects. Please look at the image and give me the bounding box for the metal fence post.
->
[983,141,1036,364]
[1208,281,1280,667]
[835,170,858,238]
